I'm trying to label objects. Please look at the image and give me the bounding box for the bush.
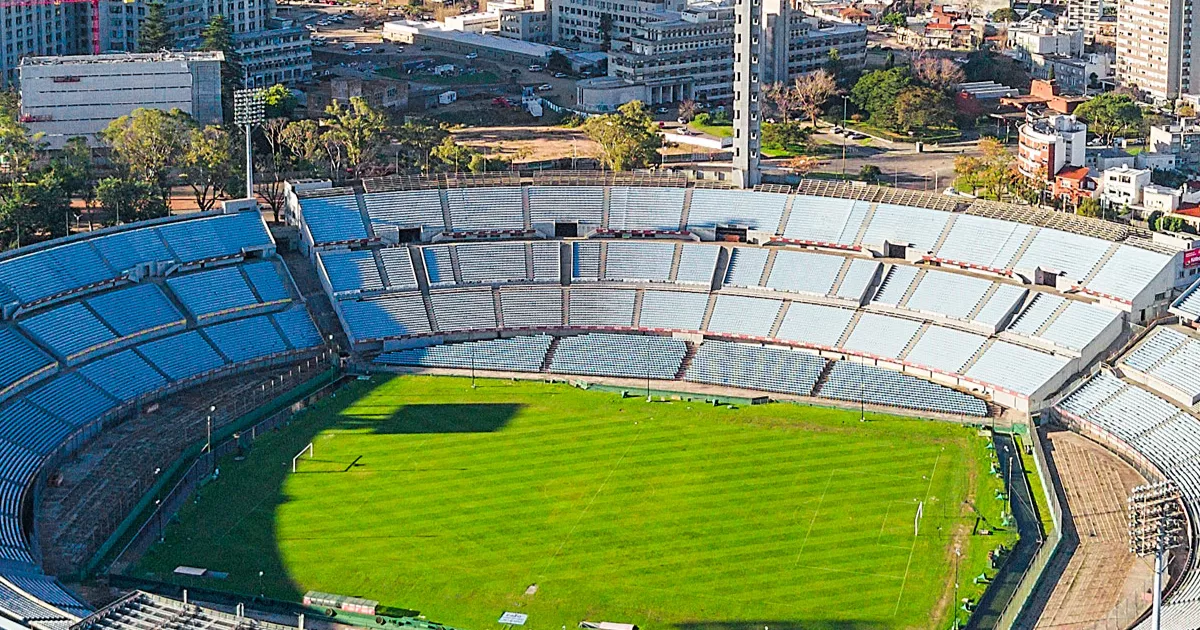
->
[692,112,712,126]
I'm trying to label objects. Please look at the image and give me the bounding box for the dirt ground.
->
[450,125,599,162]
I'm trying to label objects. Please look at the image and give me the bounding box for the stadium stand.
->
[363,189,445,232]
[297,193,370,245]
[966,341,1069,396]
[639,290,708,331]
[675,245,719,285]
[782,196,866,246]
[528,186,603,224]
[707,295,781,338]
[166,267,262,320]
[568,288,636,327]
[272,307,325,350]
[842,312,923,359]
[1085,245,1174,302]
[1012,228,1111,281]
[1171,278,1200,323]
[86,284,184,340]
[20,303,116,361]
[76,350,168,403]
[606,241,674,282]
[686,189,787,231]
[904,325,988,374]
[549,333,687,379]
[972,284,1028,329]
[766,250,844,295]
[204,316,290,364]
[243,261,291,303]
[1036,302,1120,352]
[458,242,527,284]
[607,187,685,230]
[340,294,432,341]
[135,331,227,382]
[572,242,601,280]
[532,243,561,282]
[423,246,456,286]
[932,214,1033,271]
[0,328,57,400]
[819,360,988,416]
[685,341,825,396]
[872,265,921,305]
[445,187,524,230]
[834,259,881,301]
[430,289,498,332]
[859,203,951,252]
[723,247,769,288]
[377,335,552,372]
[318,250,385,295]
[500,286,563,329]
[903,271,994,321]
[1122,327,1200,405]
[774,302,856,348]
[378,248,419,289]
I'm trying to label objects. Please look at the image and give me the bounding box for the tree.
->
[859,164,882,183]
[1073,92,1143,143]
[431,136,476,171]
[0,91,42,191]
[598,13,613,50]
[182,125,235,211]
[953,137,1018,199]
[763,82,800,124]
[793,70,838,127]
[257,117,293,221]
[138,2,174,52]
[547,51,571,74]
[991,7,1019,21]
[894,86,955,132]
[201,15,243,120]
[762,122,811,151]
[912,57,965,92]
[260,84,298,119]
[825,48,844,77]
[50,137,96,228]
[678,99,700,123]
[850,68,910,130]
[1179,102,1197,117]
[96,177,167,224]
[0,173,72,246]
[394,119,450,172]
[279,119,328,176]
[581,100,662,170]
[1076,197,1105,219]
[881,11,907,28]
[101,108,193,203]
[322,97,393,180]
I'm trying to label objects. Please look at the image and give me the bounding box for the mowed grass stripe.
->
[136,375,992,630]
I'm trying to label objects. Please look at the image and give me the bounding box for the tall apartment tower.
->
[1065,0,1105,44]
[732,0,762,188]
[0,3,90,84]
[1116,0,1199,102]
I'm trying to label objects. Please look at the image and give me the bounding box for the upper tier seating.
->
[707,295,781,338]
[782,197,865,246]
[500,286,563,329]
[686,341,825,396]
[1174,281,1200,321]
[363,189,445,232]
[859,203,951,252]
[137,330,228,381]
[820,360,987,416]
[430,289,498,332]
[85,284,184,340]
[932,214,1032,270]
[242,261,291,302]
[273,307,324,351]
[568,288,636,327]
[965,340,1069,397]
[423,246,455,286]
[20,303,116,361]
[377,335,553,372]
[972,284,1028,328]
[675,245,719,285]
[774,302,856,348]
[446,187,524,231]
[299,193,369,244]
[723,247,769,288]
[572,242,601,280]
[532,243,561,282]
[904,325,988,374]
[0,327,55,399]
[686,189,787,231]
[607,187,684,230]
[528,186,603,224]
[77,350,168,403]
[1086,245,1173,302]
[1122,327,1200,405]
[842,312,922,359]
[157,212,273,264]
[378,248,418,289]
[166,266,261,320]
[1037,302,1120,352]
[1012,228,1111,281]
[549,333,687,379]
[204,316,290,363]
[834,259,881,301]
[903,271,994,321]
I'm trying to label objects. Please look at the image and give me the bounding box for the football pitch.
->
[133,375,1009,630]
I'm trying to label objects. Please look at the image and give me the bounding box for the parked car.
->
[655,107,669,114]
[537,83,553,91]
[553,72,567,78]
[465,51,478,59]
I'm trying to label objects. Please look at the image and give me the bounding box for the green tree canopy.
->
[991,7,1019,21]
[101,107,194,201]
[881,11,907,28]
[261,84,298,119]
[850,68,910,130]
[1073,92,1143,143]
[138,2,174,52]
[581,100,662,171]
[894,86,956,132]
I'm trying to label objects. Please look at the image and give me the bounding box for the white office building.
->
[18,51,223,149]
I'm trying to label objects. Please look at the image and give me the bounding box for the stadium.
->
[0,171,1196,630]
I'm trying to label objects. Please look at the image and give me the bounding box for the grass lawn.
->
[132,375,1012,630]
[687,122,732,138]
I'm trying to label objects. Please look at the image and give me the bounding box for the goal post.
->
[292,442,313,473]
[914,500,924,537]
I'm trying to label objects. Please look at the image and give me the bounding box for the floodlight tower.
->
[1129,481,1186,630]
[234,89,267,200]
[731,0,762,188]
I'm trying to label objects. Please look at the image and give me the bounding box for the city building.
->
[999,79,1088,116]
[384,20,564,66]
[1018,113,1088,181]
[1029,53,1112,94]
[0,2,90,85]
[17,51,223,149]
[308,71,409,112]
[445,11,503,32]
[1052,165,1097,205]
[100,0,312,87]
[1007,21,1084,58]
[585,0,865,110]
[895,5,982,49]
[1100,164,1153,207]
[1115,0,1200,103]
[499,7,552,43]
[552,0,686,48]
[1149,119,1200,171]
[1064,0,1106,43]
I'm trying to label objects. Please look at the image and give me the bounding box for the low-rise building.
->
[1052,165,1096,205]
[446,11,503,32]
[499,7,552,43]
[1027,53,1111,94]
[1018,113,1088,181]
[896,5,982,49]
[18,51,223,150]
[309,72,409,112]
[1148,119,1200,172]
[1007,21,1084,58]
[1100,165,1153,207]
[384,20,564,66]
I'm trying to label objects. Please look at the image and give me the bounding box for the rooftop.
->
[384,20,565,57]
[1055,165,1091,181]
[20,51,224,66]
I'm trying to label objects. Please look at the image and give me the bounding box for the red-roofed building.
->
[1052,165,1097,205]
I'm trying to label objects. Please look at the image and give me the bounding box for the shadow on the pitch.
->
[335,403,522,434]
[676,620,891,630]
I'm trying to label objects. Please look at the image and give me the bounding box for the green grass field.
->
[132,376,1014,630]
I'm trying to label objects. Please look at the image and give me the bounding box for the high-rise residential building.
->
[1115,0,1199,102]
[1065,0,1106,43]
[100,0,311,87]
[0,2,91,85]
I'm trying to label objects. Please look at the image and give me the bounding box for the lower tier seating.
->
[549,333,686,380]
[376,335,553,373]
[685,341,825,396]
[818,361,988,417]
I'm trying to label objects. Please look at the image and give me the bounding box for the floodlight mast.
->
[233,89,267,200]
[1129,481,1186,630]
